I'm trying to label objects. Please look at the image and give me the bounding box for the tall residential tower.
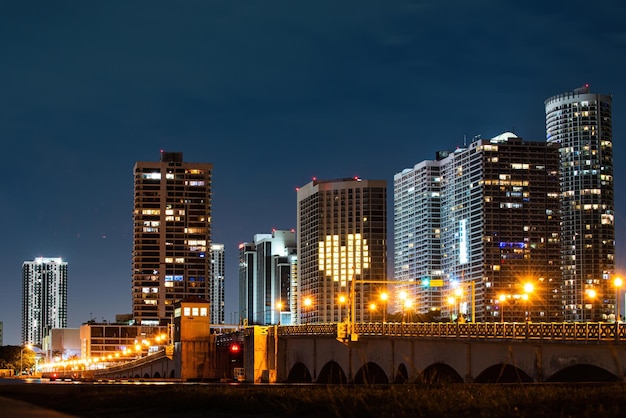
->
[297,178,387,324]
[210,243,225,325]
[394,134,561,322]
[545,85,615,321]
[22,257,68,345]
[132,151,212,326]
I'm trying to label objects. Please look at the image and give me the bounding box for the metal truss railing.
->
[275,322,626,343]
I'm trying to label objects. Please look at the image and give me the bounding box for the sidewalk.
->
[0,396,78,417]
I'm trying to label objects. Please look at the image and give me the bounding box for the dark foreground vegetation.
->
[2,382,626,418]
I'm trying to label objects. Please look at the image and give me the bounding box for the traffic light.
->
[229,343,243,363]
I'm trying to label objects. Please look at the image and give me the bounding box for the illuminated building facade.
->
[545,86,615,321]
[297,178,387,324]
[238,230,297,325]
[395,133,561,322]
[210,243,225,325]
[394,157,444,318]
[22,257,68,345]
[132,151,212,326]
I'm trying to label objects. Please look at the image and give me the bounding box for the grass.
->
[1,382,626,417]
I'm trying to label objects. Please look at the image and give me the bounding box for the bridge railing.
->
[276,322,626,343]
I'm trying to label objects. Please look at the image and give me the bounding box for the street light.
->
[523,282,534,322]
[614,277,623,322]
[585,288,597,322]
[380,291,388,323]
[275,301,283,325]
[399,291,408,322]
[498,294,507,323]
[369,302,377,322]
[20,344,32,376]
[338,294,347,322]
[303,297,312,325]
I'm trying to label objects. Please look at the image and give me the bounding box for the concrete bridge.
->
[244,322,626,384]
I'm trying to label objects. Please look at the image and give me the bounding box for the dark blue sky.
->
[2,1,625,345]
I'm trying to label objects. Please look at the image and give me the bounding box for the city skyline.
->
[2,1,626,345]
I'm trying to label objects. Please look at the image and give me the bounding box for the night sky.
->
[2,1,625,345]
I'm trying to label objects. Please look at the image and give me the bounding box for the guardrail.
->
[275,322,626,343]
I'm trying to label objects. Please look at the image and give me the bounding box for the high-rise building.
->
[394,156,444,319]
[394,133,561,322]
[132,151,212,326]
[297,178,387,324]
[22,257,68,345]
[210,243,225,325]
[209,244,226,324]
[238,230,297,325]
[545,85,615,321]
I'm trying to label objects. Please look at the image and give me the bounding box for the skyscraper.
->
[297,177,387,324]
[22,257,68,345]
[238,230,297,325]
[394,133,561,322]
[545,85,615,321]
[132,151,212,326]
[210,243,225,325]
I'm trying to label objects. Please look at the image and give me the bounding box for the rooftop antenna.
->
[463,135,467,147]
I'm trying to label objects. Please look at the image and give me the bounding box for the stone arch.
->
[286,362,312,383]
[154,371,161,379]
[546,364,619,383]
[134,374,140,378]
[354,362,389,384]
[316,361,347,384]
[421,362,463,384]
[143,373,150,379]
[169,369,176,379]
[474,363,532,383]
[394,363,409,383]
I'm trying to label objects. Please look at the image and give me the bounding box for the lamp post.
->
[303,297,312,325]
[498,294,507,323]
[399,291,408,322]
[20,344,32,376]
[275,301,283,325]
[368,303,377,322]
[338,294,347,322]
[615,277,623,322]
[585,288,597,322]
[380,292,388,323]
[523,282,534,323]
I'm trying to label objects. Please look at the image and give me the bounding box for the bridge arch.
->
[421,362,463,384]
[316,361,347,384]
[394,364,409,383]
[474,364,532,383]
[143,373,150,379]
[354,362,389,384]
[154,371,161,379]
[546,364,619,383]
[286,362,312,383]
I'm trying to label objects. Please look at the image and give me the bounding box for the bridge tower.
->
[173,297,215,381]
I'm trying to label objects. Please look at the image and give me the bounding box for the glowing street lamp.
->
[399,291,408,322]
[338,294,347,322]
[303,297,312,325]
[585,288,597,322]
[523,282,534,322]
[275,300,283,325]
[368,302,377,322]
[615,277,623,322]
[498,294,508,323]
[380,292,388,323]
[20,344,32,376]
